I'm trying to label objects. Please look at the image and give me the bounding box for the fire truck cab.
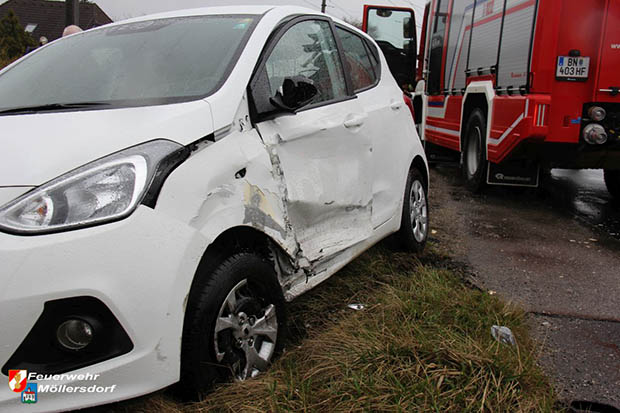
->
[364,0,620,197]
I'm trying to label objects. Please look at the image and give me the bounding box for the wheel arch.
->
[180,226,293,372]
[461,81,495,157]
[178,227,289,395]
[411,155,429,190]
[190,226,293,293]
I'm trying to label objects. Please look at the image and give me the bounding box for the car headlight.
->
[0,139,188,235]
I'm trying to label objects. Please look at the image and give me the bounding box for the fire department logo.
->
[21,383,37,404]
[8,370,27,393]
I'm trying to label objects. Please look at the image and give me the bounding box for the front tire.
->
[396,167,429,253]
[604,170,620,199]
[462,109,488,192]
[179,253,285,398]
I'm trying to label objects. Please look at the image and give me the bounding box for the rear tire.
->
[462,109,488,193]
[396,167,429,253]
[179,253,285,399]
[604,170,620,199]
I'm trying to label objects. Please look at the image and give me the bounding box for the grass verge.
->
[112,243,556,413]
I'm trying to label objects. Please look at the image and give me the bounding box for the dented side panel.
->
[256,99,375,263]
[155,98,298,259]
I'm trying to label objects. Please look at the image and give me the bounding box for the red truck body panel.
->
[595,1,620,103]
[364,0,620,173]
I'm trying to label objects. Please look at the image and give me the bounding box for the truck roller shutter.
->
[468,0,504,73]
[497,0,538,90]
[453,26,471,91]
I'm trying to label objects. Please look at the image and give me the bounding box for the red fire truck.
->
[363,1,620,197]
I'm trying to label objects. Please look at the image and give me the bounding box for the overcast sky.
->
[1,0,427,36]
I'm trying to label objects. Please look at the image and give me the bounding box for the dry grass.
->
[106,243,557,413]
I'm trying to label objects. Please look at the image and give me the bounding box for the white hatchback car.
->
[0,6,428,411]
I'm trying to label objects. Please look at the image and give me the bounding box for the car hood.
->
[0,100,214,187]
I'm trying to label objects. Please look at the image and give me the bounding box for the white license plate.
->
[556,56,590,80]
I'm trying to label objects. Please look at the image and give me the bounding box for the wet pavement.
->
[546,169,620,241]
[429,165,620,409]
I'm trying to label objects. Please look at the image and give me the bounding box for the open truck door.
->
[362,5,418,91]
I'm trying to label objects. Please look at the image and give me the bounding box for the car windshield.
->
[0,15,258,112]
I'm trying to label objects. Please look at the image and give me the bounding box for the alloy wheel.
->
[409,180,428,243]
[213,279,278,380]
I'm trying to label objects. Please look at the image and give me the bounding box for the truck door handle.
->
[344,115,366,129]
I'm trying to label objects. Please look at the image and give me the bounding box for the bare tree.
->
[342,17,363,30]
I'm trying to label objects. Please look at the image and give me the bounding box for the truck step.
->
[425,142,460,164]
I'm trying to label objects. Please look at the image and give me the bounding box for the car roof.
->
[82,5,371,46]
[117,5,320,24]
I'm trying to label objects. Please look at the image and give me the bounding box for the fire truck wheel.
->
[462,109,488,193]
[396,167,429,253]
[604,170,620,199]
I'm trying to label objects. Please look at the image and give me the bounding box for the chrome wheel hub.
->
[214,279,278,380]
[467,126,482,177]
[410,180,428,243]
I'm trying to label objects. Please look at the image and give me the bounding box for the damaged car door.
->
[250,17,374,264]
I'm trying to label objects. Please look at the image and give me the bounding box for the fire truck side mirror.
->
[404,16,413,39]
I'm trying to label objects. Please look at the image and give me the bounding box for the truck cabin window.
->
[366,8,416,89]
[428,1,448,95]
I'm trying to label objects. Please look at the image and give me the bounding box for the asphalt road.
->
[429,165,620,410]
[547,169,620,241]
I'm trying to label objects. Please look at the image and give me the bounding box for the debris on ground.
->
[491,325,517,346]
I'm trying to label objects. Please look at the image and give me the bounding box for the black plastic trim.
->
[142,146,190,208]
[2,296,133,376]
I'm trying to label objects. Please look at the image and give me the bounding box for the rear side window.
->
[336,27,377,91]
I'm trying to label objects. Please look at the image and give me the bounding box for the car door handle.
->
[343,115,366,129]
[390,101,403,111]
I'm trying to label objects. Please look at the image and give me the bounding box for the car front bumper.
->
[0,205,206,412]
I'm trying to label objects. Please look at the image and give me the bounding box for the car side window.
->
[365,39,381,78]
[336,27,377,91]
[265,20,347,105]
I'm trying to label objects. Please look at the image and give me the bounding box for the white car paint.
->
[0,6,427,411]
[0,100,214,186]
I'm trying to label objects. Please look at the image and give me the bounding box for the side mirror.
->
[270,76,318,113]
[403,16,413,39]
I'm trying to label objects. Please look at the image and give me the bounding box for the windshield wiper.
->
[0,102,111,115]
